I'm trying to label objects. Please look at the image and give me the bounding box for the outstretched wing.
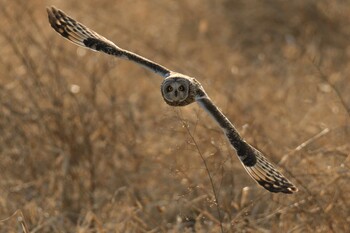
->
[195,95,298,194]
[47,6,171,78]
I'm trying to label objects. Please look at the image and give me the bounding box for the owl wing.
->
[195,95,298,194]
[47,6,171,78]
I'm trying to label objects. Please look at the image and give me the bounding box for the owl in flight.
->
[47,6,298,194]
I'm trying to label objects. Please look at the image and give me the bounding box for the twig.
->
[279,128,330,165]
[175,109,225,233]
[0,210,30,233]
[310,58,350,117]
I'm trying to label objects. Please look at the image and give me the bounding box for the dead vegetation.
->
[0,0,349,232]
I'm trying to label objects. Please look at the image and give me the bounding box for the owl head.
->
[161,74,201,106]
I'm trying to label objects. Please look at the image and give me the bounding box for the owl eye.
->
[178,85,185,91]
[166,85,173,92]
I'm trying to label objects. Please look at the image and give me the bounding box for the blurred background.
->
[0,0,349,232]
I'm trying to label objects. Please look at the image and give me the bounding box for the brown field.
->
[0,0,349,232]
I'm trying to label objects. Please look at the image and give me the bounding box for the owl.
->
[47,6,298,194]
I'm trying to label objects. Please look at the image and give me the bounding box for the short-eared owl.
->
[47,6,298,194]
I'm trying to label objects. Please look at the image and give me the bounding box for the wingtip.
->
[47,5,59,10]
[256,178,298,194]
[241,146,299,194]
[287,185,298,193]
[46,5,57,15]
[281,185,298,194]
[46,6,59,24]
[46,6,52,16]
[46,6,65,21]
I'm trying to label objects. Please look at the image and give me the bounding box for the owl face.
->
[161,76,194,106]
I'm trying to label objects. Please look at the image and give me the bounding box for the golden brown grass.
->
[0,0,349,232]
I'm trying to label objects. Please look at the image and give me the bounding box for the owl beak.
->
[174,90,178,97]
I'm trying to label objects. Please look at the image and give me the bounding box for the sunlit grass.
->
[0,0,349,232]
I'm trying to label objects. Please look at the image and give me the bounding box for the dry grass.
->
[0,0,349,232]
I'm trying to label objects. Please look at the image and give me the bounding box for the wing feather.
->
[196,96,298,194]
[47,6,171,77]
